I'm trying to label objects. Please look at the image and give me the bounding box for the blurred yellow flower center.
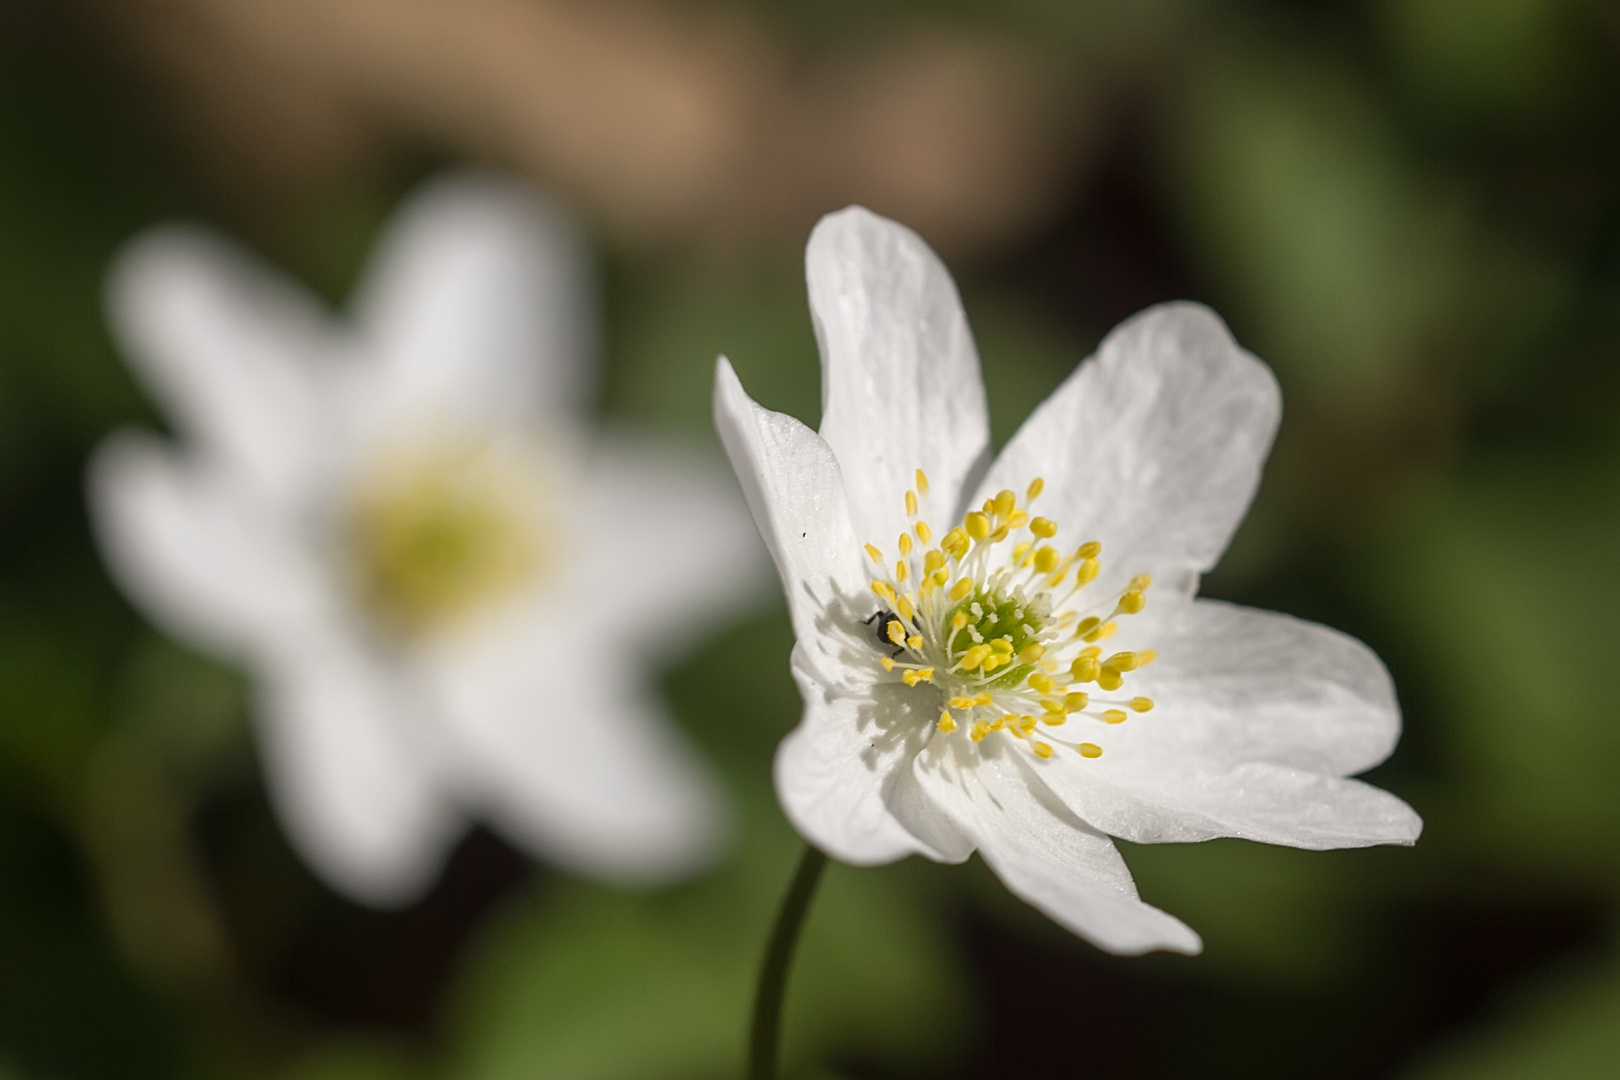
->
[865,472,1155,762]
[347,442,548,636]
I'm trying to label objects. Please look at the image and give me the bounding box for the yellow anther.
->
[1138,649,1158,666]
[949,696,978,709]
[937,710,956,733]
[949,578,975,602]
[1078,541,1102,559]
[974,693,993,706]
[1104,651,1139,672]
[1007,510,1030,529]
[1097,621,1118,640]
[871,580,895,604]
[1026,477,1045,501]
[1075,616,1101,638]
[1098,667,1124,692]
[887,621,906,645]
[1129,573,1153,591]
[1018,715,1038,735]
[907,635,923,651]
[1118,589,1146,614]
[989,525,1010,543]
[1070,657,1100,683]
[960,645,991,670]
[993,490,1017,518]
[1030,517,1057,538]
[903,669,921,686]
[970,721,988,743]
[924,550,944,574]
[864,544,883,563]
[903,668,935,686]
[990,638,1014,654]
[942,527,969,558]
[1028,672,1055,694]
[931,568,949,587]
[1041,698,1066,715]
[1012,541,1032,565]
[905,490,918,517]
[989,716,1006,731]
[1130,697,1155,712]
[880,657,895,671]
[981,653,1005,672]
[951,611,969,631]
[916,521,933,545]
[1042,714,1067,727]
[1016,643,1045,664]
[898,534,913,556]
[1033,546,1060,573]
[1078,742,1103,759]
[915,469,930,494]
[1033,741,1054,759]
[896,560,909,582]
[896,595,915,619]
[1102,709,1128,725]
[1064,692,1090,712]
[965,512,991,540]
[1079,646,1102,659]
[1077,558,1101,585]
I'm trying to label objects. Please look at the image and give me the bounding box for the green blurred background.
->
[1,0,1618,1077]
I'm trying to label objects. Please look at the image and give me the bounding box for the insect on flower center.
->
[865,471,1157,763]
[345,439,551,637]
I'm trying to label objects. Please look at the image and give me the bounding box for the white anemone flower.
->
[714,207,1422,955]
[91,174,764,906]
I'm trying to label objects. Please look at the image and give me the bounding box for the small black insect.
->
[864,609,906,657]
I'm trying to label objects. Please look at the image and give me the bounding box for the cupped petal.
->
[775,645,973,866]
[808,206,991,550]
[567,428,771,663]
[1033,754,1423,850]
[107,226,331,502]
[976,303,1280,597]
[87,432,331,657]
[1106,599,1403,776]
[913,737,1201,955]
[256,634,463,907]
[350,172,593,434]
[423,610,730,886]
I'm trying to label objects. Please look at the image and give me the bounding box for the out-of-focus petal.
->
[424,612,729,885]
[351,173,594,434]
[776,645,972,866]
[975,303,1279,597]
[913,738,1202,955]
[87,432,330,657]
[107,227,331,503]
[257,636,462,907]
[807,207,991,548]
[568,429,770,662]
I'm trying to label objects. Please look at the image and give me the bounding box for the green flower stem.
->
[748,842,829,1080]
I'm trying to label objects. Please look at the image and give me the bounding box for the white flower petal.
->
[976,303,1280,596]
[107,226,331,502]
[568,429,770,663]
[424,612,730,886]
[913,738,1202,955]
[1110,599,1403,776]
[257,638,462,907]
[87,432,331,657]
[776,645,973,866]
[351,173,593,433]
[807,206,991,549]
[1034,755,1422,850]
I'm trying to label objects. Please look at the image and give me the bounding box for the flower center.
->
[345,439,550,636]
[865,471,1156,762]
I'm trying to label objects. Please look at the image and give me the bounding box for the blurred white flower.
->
[714,206,1422,955]
[91,174,764,906]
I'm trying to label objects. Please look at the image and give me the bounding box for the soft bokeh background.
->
[2,0,1618,1077]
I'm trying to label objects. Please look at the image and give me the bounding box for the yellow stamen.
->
[1030,517,1057,538]
[1033,741,1054,759]
[1078,742,1103,758]
[1064,692,1089,712]
[864,543,883,563]
[965,512,991,540]
[898,534,913,556]
[937,710,956,733]
[1130,697,1154,712]
[916,469,930,494]
[993,490,1016,518]
[1033,546,1059,573]
[1078,541,1102,559]
[1101,709,1127,725]
[905,490,918,517]
[1026,477,1045,501]
[950,578,975,602]
[916,522,933,544]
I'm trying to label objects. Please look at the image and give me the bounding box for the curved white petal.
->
[424,608,730,886]
[351,172,593,434]
[913,737,1202,955]
[568,429,771,663]
[107,226,332,502]
[1034,755,1423,850]
[87,432,331,658]
[775,645,973,866]
[1108,599,1403,776]
[256,637,462,907]
[976,303,1280,597]
[808,206,991,550]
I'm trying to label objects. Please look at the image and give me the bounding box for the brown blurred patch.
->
[86,0,1093,256]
